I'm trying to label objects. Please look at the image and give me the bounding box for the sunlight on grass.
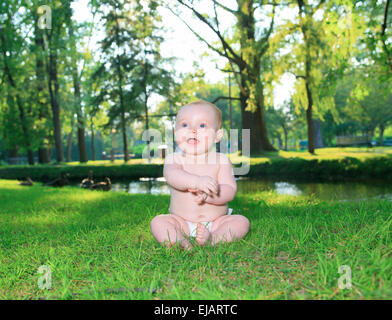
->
[1,178,391,300]
[226,147,392,165]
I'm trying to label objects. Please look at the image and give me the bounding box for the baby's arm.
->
[203,155,237,205]
[164,153,198,191]
[164,153,218,194]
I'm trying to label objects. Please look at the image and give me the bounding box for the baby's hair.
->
[184,99,222,129]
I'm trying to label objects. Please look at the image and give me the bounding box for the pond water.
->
[71,177,392,202]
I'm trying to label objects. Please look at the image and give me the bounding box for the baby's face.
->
[175,103,223,156]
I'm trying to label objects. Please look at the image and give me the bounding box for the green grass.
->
[0,179,391,300]
[230,146,392,165]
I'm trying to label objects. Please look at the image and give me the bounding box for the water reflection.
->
[70,177,392,202]
[274,182,302,197]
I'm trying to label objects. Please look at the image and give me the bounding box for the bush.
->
[1,157,392,182]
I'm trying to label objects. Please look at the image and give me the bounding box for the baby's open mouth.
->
[187,138,199,145]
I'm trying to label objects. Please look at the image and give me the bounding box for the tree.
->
[92,0,142,162]
[39,1,72,162]
[32,3,52,163]
[273,0,361,153]
[92,0,168,162]
[64,0,92,163]
[0,0,38,164]
[359,0,392,76]
[265,102,294,151]
[347,70,392,143]
[135,56,173,163]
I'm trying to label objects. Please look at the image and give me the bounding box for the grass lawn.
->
[0,179,391,300]
[231,147,392,165]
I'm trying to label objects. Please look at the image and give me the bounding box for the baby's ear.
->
[214,129,224,143]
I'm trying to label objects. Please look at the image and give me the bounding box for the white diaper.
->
[186,208,233,238]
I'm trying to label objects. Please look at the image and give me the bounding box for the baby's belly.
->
[169,189,228,223]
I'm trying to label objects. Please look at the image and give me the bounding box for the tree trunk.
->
[368,126,375,140]
[121,110,129,162]
[258,83,275,152]
[379,123,384,146]
[145,97,151,163]
[66,114,75,162]
[304,53,315,154]
[35,26,51,164]
[47,48,64,162]
[113,14,129,163]
[8,147,19,165]
[305,95,315,154]
[73,73,88,162]
[91,123,96,161]
[313,119,324,149]
[111,128,115,163]
[38,148,51,163]
[239,76,275,155]
[141,59,152,162]
[282,125,288,151]
[68,20,88,163]
[16,96,35,165]
[298,0,315,154]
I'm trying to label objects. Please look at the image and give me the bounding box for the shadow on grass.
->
[0,183,170,246]
[1,180,391,250]
[1,180,392,299]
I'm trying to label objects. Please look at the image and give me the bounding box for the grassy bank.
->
[1,147,392,181]
[0,179,391,299]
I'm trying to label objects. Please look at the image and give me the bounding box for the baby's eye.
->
[182,123,188,128]
[199,123,206,128]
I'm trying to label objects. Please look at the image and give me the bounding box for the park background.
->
[0,0,391,300]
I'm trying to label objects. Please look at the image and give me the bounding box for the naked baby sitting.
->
[150,100,250,249]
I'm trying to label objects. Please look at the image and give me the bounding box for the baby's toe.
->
[196,223,210,246]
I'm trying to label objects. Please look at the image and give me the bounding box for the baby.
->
[150,100,250,249]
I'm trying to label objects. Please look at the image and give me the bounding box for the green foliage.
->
[0,0,391,163]
[274,0,363,120]
[347,71,392,134]
[247,156,392,181]
[357,0,392,81]
[2,151,392,182]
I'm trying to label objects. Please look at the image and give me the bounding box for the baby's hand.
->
[194,176,218,196]
[193,191,208,204]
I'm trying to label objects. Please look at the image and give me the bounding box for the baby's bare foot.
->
[196,223,211,246]
[181,239,193,250]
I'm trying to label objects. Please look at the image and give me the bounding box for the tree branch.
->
[175,0,246,69]
[289,71,306,79]
[315,0,326,13]
[211,96,240,104]
[166,6,231,62]
[258,0,277,56]
[211,0,237,16]
[381,0,392,71]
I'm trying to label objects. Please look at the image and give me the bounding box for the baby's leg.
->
[209,215,250,246]
[150,214,192,249]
